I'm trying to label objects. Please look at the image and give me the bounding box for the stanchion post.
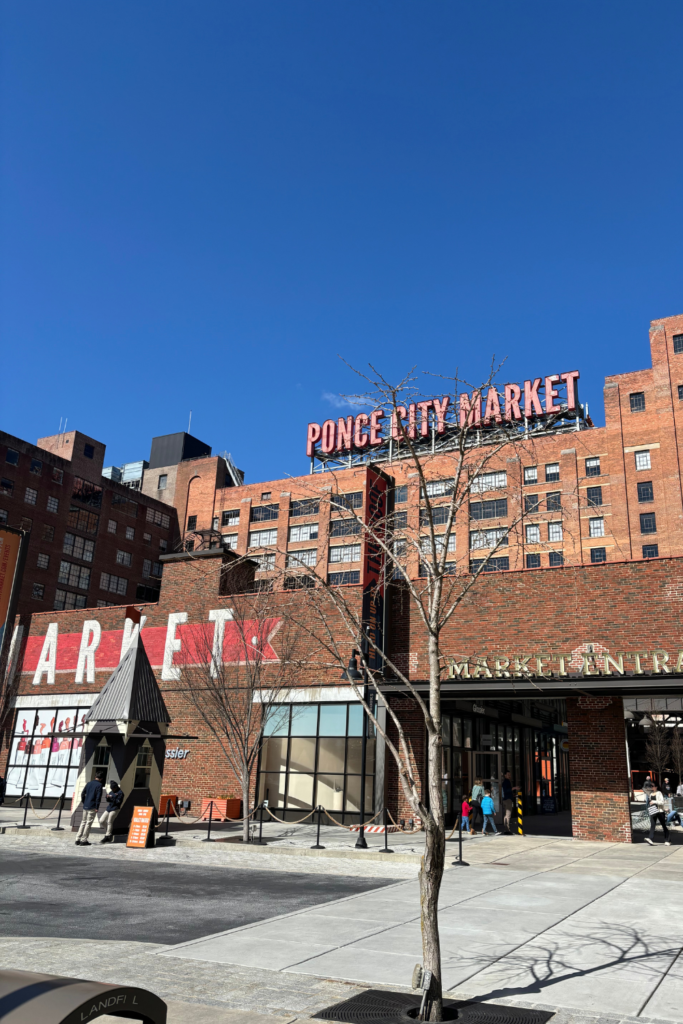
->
[17,793,30,829]
[257,801,266,845]
[516,791,524,835]
[379,807,393,854]
[51,791,66,832]
[202,799,214,842]
[311,804,325,849]
[156,798,174,845]
[452,812,469,866]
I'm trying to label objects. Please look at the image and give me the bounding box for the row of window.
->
[4,449,65,481]
[197,493,365,536]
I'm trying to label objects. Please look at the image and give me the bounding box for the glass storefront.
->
[257,702,375,822]
[5,705,90,803]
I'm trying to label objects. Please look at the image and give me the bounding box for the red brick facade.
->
[566,697,632,843]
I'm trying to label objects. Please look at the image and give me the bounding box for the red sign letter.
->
[483,388,502,425]
[369,409,384,446]
[417,400,432,437]
[337,416,353,451]
[545,375,561,414]
[306,422,321,456]
[433,396,450,434]
[504,383,522,421]
[354,414,370,448]
[321,419,337,453]
[459,392,482,429]
[391,406,407,440]
[524,378,544,418]
[560,370,580,411]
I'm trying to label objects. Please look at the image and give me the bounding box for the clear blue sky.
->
[2,2,682,483]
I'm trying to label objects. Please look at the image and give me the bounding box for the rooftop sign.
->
[306,371,580,456]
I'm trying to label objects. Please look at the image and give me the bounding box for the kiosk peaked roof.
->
[85,632,170,724]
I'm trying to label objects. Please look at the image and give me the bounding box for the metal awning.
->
[379,674,683,699]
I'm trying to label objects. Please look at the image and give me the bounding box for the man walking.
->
[76,771,105,847]
[645,785,671,846]
[99,781,124,844]
[502,771,518,834]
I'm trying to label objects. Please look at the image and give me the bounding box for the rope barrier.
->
[169,801,259,826]
[323,807,382,830]
[387,809,424,834]
[264,806,317,825]
[27,796,57,820]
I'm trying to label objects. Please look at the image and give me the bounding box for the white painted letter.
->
[120,614,147,660]
[208,608,234,678]
[75,620,102,684]
[162,612,187,681]
[32,623,59,686]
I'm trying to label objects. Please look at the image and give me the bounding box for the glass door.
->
[470,751,503,822]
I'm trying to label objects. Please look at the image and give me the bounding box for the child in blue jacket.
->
[481,788,499,835]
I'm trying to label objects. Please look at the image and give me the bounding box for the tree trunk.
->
[242,775,251,843]
[420,810,445,1020]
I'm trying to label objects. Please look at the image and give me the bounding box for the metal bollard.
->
[311,805,325,850]
[202,800,215,842]
[51,792,66,832]
[379,807,393,854]
[452,812,469,867]
[17,793,30,829]
[257,801,266,845]
[156,799,173,845]
[516,792,524,835]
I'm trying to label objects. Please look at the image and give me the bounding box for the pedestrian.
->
[676,780,683,798]
[666,808,682,829]
[663,777,673,798]
[643,776,654,802]
[76,771,105,847]
[481,787,499,836]
[472,776,484,832]
[0,773,5,807]
[461,793,472,833]
[99,780,124,844]
[502,771,518,834]
[645,786,671,846]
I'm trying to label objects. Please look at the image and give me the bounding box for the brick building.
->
[5,312,683,842]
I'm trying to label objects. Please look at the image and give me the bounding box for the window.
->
[290,499,319,518]
[331,491,363,510]
[21,517,32,532]
[289,523,318,543]
[107,519,117,535]
[58,560,90,590]
[524,467,537,484]
[5,449,18,466]
[284,575,315,590]
[253,552,276,571]
[54,589,87,610]
[630,392,646,412]
[63,533,95,562]
[146,507,171,529]
[470,498,508,520]
[420,506,452,526]
[329,519,360,538]
[46,496,59,513]
[66,508,99,538]
[83,444,95,459]
[222,534,238,550]
[587,486,603,507]
[72,477,103,508]
[1,479,14,496]
[546,491,562,512]
[329,543,361,563]
[0,510,7,525]
[286,549,317,568]
[525,524,541,544]
[212,516,219,531]
[52,468,63,485]
[525,494,539,513]
[545,463,560,483]
[35,553,49,570]
[24,487,37,505]
[116,550,133,567]
[30,458,42,475]
[159,538,167,551]
[679,385,683,401]
[635,450,651,471]
[590,547,606,564]
[394,485,408,503]
[125,526,135,541]
[136,584,161,602]
[42,524,54,541]
[221,509,240,527]
[157,474,167,490]
[419,560,457,578]
[588,517,605,538]
[471,471,507,493]
[674,334,683,354]
[548,522,563,543]
[32,583,45,600]
[392,510,408,529]
[143,559,152,577]
[585,457,601,477]
[111,492,138,517]
[261,491,272,501]
[637,481,654,502]
[250,504,279,522]
[548,551,564,567]
[420,534,456,555]
[328,570,360,586]
[249,528,278,548]
[100,572,128,595]
[643,544,659,558]
[640,512,657,534]
[470,528,508,550]
[187,515,197,531]
[526,553,541,569]
[470,557,509,574]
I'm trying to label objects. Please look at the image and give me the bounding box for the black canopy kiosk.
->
[70,631,171,841]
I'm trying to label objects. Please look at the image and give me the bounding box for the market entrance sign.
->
[447,649,683,679]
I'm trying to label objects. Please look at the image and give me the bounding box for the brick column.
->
[566,696,632,842]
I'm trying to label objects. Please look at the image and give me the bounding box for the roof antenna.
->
[58,417,63,434]
[188,411,192,434]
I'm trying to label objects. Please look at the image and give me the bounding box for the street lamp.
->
[341,651,370,849]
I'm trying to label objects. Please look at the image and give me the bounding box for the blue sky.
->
[2,2,683,483]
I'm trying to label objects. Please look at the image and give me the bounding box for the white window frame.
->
[470,528,508,550]
[286,549,317,568]
[523,467,538,484]
[288,523,319,543]
[471,471,507,494]
[635,450,651,471]
[248,528,278,548]
[24,487,37,506]
[548,522,563,543]
[222,534,238,550]
[46,496,59,514]
[329,543,361,563]
[525,524,541,544]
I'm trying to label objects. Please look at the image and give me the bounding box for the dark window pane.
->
[330,519,361,537]
[526,553,541,568]
[72,477,102,508]
[678,384,683,401]
[546,491,562,512]
[590,547,606,563]
[328,570,360,585]
[525,494,539,513]
[585,457,601,477]
[674,334,683,354]
[392,510,408,528]
[637,481,654,502]
[290,499,319,517]
[470,499,507,521]
[640,512,657,534]
[587,486,603,507]
[331,492,363,511]
[422,505,451,525]
[394,485,408,503]
[470,556,509,574]
[187,515,197,530]
[250,504,279,522]
[643,544,659,558]
[630,392,645,412]
[548,551,564,567]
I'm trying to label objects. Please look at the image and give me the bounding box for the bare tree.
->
[280,363,565,1020]
[645,717,671,788]
[671,723,683,793]
[178,590,304,842]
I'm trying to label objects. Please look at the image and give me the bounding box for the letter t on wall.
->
[75,620,102,684]
[208,608,234,678]
[162,613,188,681]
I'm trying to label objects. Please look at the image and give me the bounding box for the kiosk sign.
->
[126,806,154,848]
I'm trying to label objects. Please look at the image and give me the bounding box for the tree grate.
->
[312,990,554,1024]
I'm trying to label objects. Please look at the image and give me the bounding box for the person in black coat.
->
[75,771,105,846]
[99,781,124,844]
